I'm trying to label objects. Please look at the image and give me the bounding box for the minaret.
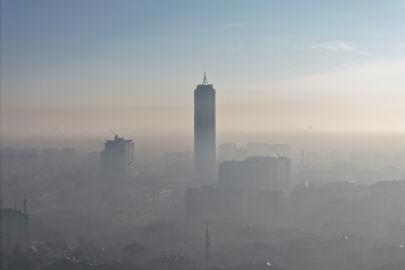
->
[205,224,210,261]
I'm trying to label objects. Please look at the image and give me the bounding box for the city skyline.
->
[1,2,405,269]
[1,0,404,157]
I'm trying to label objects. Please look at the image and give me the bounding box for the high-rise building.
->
[1,200,29,253]
[100,135,134,180]
[194,73,216,180]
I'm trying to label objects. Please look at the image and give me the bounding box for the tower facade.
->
[194,73,216,180]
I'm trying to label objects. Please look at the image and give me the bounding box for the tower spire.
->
[202,72,208,85]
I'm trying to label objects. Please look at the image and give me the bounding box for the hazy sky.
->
[1,0,404,154]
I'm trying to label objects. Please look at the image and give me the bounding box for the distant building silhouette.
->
[194,73,216,181]
[100,135,134,180]
[219,156,291,194]
[1,200,29,253]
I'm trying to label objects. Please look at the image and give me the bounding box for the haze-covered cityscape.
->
[1,1,404,270]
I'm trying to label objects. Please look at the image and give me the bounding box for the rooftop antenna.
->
[202,72,208,85]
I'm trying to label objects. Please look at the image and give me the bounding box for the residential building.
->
[100,135,134,180]
[1,201,29,253]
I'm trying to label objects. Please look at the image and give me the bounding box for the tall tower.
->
[205,225,210,261]
[194,73,216,180]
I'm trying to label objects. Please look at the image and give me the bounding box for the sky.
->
[1,0,404,156]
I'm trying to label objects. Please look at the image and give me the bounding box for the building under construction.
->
[100,135,135,180]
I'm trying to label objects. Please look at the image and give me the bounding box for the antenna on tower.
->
[202,72,208,85]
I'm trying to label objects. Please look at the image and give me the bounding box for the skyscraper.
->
[100,135,134,180]
[194,73,216,180]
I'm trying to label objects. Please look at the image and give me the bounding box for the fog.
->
[1,1,405,270]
